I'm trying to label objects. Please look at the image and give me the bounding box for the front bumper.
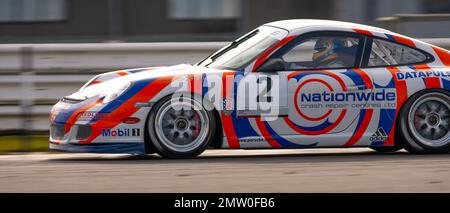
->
[49,98,147,154]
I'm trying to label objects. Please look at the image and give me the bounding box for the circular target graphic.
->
[285,71,348,135]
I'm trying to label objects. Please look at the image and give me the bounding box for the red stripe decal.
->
[253,36,296,72]
[294,79,333,121]
[87,80,102,87]
[392,35,416,47]
[344,109,374,147]
[64,100,100,134]
[424,77,441,88]
[284,69,349,135]
[50,140,61,145]
[353,28,373,36]
[255,118,281,148]
[386,67,408,146]
[80,78,172,143]
[413,64,441,88]
[220,72,240,148]
[432,46,450,67]
[343,68,374,146]
[352,68,374,89]
[283,109,347,136]
[117,71,128,76]
[189,74,203,95]
[288,70,348,90]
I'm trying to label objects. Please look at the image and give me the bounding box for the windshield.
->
[198,26,288,70]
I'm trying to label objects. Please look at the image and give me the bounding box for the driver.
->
[312,38,347,68]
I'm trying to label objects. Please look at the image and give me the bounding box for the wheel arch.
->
[392,87,450,147]
[143,92,224,153]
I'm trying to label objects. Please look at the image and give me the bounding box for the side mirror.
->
[258,58,285,72]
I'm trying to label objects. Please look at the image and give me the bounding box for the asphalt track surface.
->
[1,148,450,192]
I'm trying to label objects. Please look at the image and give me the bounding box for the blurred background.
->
[1,0,450,152]
[1,0,450,42]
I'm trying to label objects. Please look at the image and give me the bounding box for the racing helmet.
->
[312,37,346,65]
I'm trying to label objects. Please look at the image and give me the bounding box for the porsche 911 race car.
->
[49,19,450,158]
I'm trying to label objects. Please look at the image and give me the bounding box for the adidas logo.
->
[370,127,389,142]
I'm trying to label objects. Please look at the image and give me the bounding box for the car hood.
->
[118,64,232,82]
[91,64,233,85]
[65,64,233,101]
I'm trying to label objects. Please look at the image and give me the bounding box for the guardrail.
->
[0,42,227,133]
[377,13,450,23]
[0,42,227,74]
[0,40,449,132]
[376,14,450,37]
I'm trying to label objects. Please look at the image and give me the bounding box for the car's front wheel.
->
[398,89,450,154]
[146,95,216,158]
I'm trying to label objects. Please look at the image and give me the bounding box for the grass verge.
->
[0,135,48,153]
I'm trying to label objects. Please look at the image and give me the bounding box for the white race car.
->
[50,19,450,158]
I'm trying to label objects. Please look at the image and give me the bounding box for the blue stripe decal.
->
[371,108,396,146]
[233,117,260,138]
[442,78,450,89]
[287,118,335,131]
[379,108,396,131]
[374,78,395,89]
[290,72,331,81]
[50,143,145,154]
[263,121,318,148]
[87,79,156,124]
[350,109,366,138]
[201,73,208,98]
[231,72,260,138]
[53,97,98,124]
[370,141,385,146]
[99,79,155,114]
[385,34,395,41]
[344,69,365,86]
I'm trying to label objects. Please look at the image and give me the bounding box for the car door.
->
[251,32,374,139]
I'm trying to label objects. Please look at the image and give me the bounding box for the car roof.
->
[264,19,392,34]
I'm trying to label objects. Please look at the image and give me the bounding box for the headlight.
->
[103,81,132,104]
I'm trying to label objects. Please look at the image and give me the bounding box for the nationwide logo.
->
[102,128,140,137]
[300,89,396,103]
[370,127,389,142]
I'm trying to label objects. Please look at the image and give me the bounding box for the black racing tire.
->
[370,145,403,153]
[398,89,450,154]
[145,94,216,159]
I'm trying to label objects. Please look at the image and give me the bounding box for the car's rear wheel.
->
[398,89,450,154]
[146,95,216,158]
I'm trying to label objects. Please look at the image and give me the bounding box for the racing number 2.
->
[257,76,273,103]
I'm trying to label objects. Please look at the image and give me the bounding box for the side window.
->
[279,35,360,70]
[367,38,428,67]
